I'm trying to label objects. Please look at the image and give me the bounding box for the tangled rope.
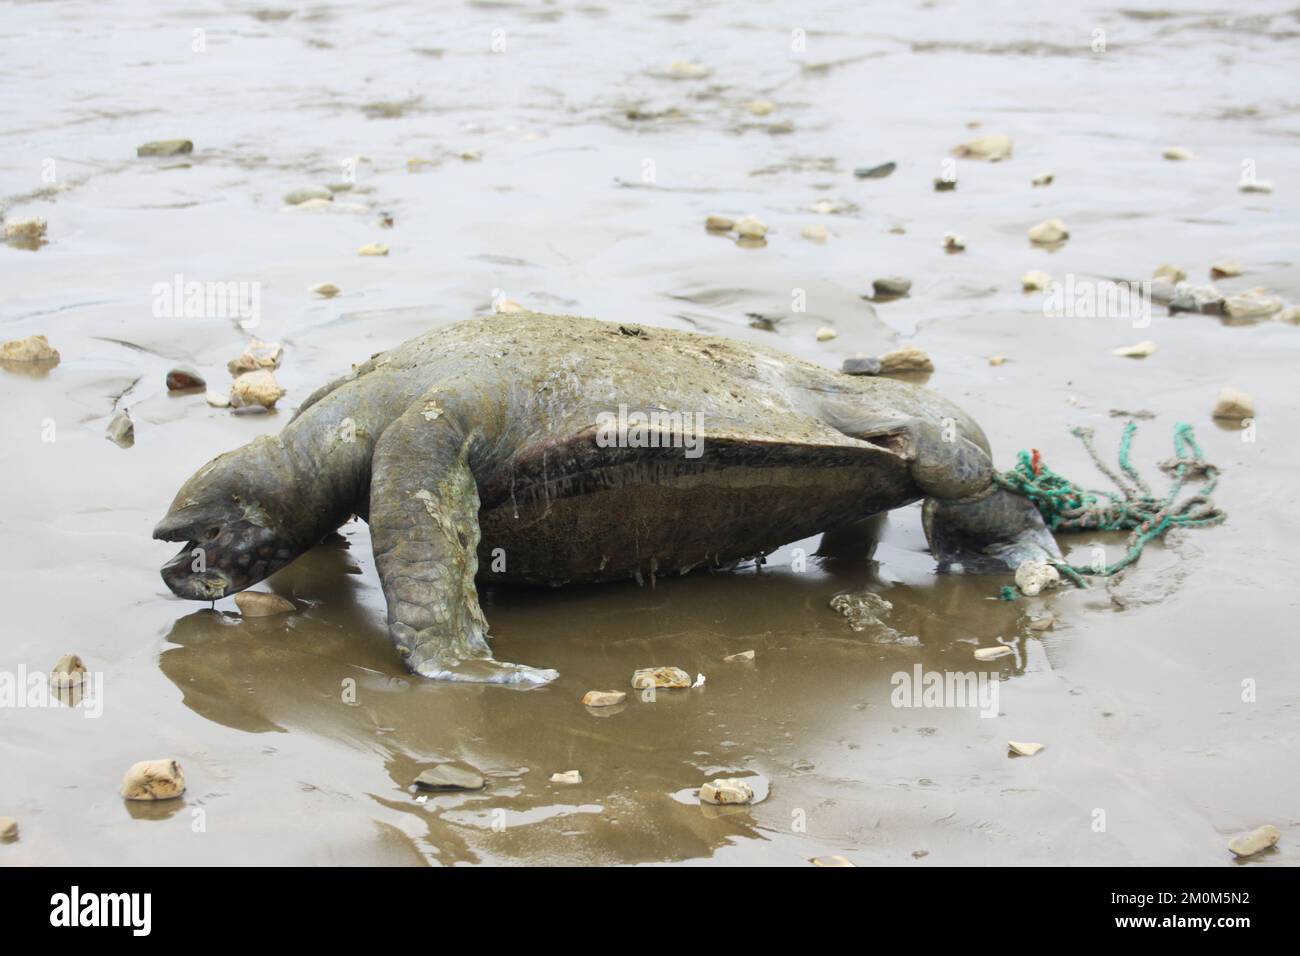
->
[994,422,1226,587]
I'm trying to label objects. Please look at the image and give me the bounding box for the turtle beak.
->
[160,542,232,599]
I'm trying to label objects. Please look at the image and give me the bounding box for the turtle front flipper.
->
[368,402,557,686]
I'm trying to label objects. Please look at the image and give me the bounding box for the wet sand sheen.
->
[1,1,1298,865]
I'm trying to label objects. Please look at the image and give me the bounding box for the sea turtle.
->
[155,313,1060,685]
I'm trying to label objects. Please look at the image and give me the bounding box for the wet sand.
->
[1,1,1298,865]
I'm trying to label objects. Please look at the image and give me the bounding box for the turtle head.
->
[154,436,306,600]
[922,487,1062,573]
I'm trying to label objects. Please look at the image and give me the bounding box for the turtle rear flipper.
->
[922,488,1062,573]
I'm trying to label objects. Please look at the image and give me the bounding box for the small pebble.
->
[550,770,583,785]
[1015,559,1060,596]
[733,215,768,239]
[879,347,933,373]
[1276,305,1300,324]
[631,666,692,690]
[1228,824,1280,858]
[120,759,186,800]
[1031,171,1054,187]
[3,217,48,243]
[1162,146,1194,161]
[953,133,1012,161]
[50,653,86,689]
[800,224,829,242]
[234,591,296,617]
[0,334,59,363]
[1008,741,1044,757]
[667,60,708,79]
[581,690,627,707]
[723,650,755,662]
[1239,179,1273,194]
[136,139,193,157]
[1113,340,1156,358]
[854,162,896,179]
[165,366,205,391]
[460,149,482,161]
[227,338,283,375]
[943,232,966,252]
[494,297,527,314]
[414,765,485,792]
[841,356,882,376]
[0,817,18,840]
[1027,612,1055,632]
[812,855,855,867]
[205,389,231,408]
[744,99,775,116]
[988,355,1007,366]
[872,276,912,297]
[358,243,389,256]
[230,370,286,409]
[933,177,956,192]
[699,778,754,805]
[106,410,134,449]
[311,282,341,298]
[1212,386,1254,420]
[1153,264,1187,283]
[705,215,735,232]
[974,646,1013,661]
[284,187,332,206]
[1210,260,1244,279]
[1224,289,1282,319]
[1028,217,1069,244]
[815,327,837,342]
[1021,270,1053,291]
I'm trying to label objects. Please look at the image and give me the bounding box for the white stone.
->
[550,770,583,784]
[801,224,829,241]
[230,370,286,408]
[581,690,627,707]
[954,133,1013,161]
[120,759,186,801]
[1021,270,1053,291]
[815,327,837,342]
[1163,146,1194,161]
[311,282,341,298]
[357,243,389,256]
[1212,387,1254,420]
[699,778,754,805]
[1015,560,1060,596]
[974,646,1013,661]
[234,591,296,617]
[880,347,934,373]
[1228,825,1280,858]
[0,334,59,363]
[733,215,768,239]
[1113,340,1156,358]
[1028,217,1068,244]
[1008,740,1044,757]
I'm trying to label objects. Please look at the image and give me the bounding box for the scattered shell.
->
[699,778,754,805]
[1008,740,1044,757]
[744,99,775,116]
[1028,217,1069,244]
[0,334,59,363]
[0,817,17,840]
[311,282,341,298]
[933,177,957,192]
[581,690,627,707]
[1113,340,1157,358]
[165,366,205,390]
[106,410,134,449]
[205,389,230,408]
[1228,824,1280,858]
[854,162,896,179]
[1224,289,1282,319]
[1015,560,1060,596]
[50,654,86,689]
[872,276,912,297]
[550,770,583,785]
[1021,270,1053,291]
[357,243,389,256]
[1031,171,1054,187]
[3,217,47,243]
[1212,386,1254,420]
[1154,264,1187,283]
[136,139,193,157]
[1239,179,1273,194]
[954,133,1012,161]
[830,591,897,636]
[974,646,1013,661]
[724,650,755,662]
[630,666,692,690]
[841,356,882,376]
[120,759,186,800]
[414,765,485,792]
[800,224,829,242]
[815,327,838,342]
[705,215,734,232]
[284,187,332,206]
[812,855,855,867]
[227,338,283,376]
[230,370,286,409]
[234,591,296,617]
[733,215,768,239]
[988,355,1007,366]
[1210,260,1244,279]
[1162,146,1194,161]
[943,232,966,252]
[879,347,934,373]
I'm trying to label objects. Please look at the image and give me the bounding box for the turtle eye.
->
[202,526,221,542]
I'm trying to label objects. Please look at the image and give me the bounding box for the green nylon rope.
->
[993,422,1225,588]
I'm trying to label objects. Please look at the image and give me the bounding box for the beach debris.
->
[724,650,755,662]
[414,765,485,792]
[744,99,775,116]
[1015,559,1060,596]
[1028,217,1069,244]
[0,817,16,840]
[3,217,47,245]
[0,334,59,363]
[234,591,296,617]
[705,215,734,232]
[1008,740,1044,757]
[699,778,754,806]
[581,690,627,707]
[1210,260,1244,279]
[974,646,1013,661]
[812,855,855,867]
[854,162,896,179]
[933,177,957,192]
[106,411,134,449]
[841,356,882,376]
[229,370,285,409]
[1113,341,1157,358]
[1154,264,1187,284]
[120,759,186,801]
[1022,270,1053,291]
[954,133,1012,161]
[1162,146,1194,161]
[1212,387,1254,421]
[1228,825,1280,858]
[692,673,706,688]
[227,338,282,376]
[1239,179,1273,194]
[165,367,205,391]
[1224,289,1282,320]
[800,224,829,242]
[879,347,934,373]
[205,389,230,408]
[50,654,86,689]
[1031,171,1054,187]
[311,282,341,298]
[830,591,895,633]
[137,139,193,157]
[550,770,583,785]
[873,276,912,297]
[816,327,838,342]
[733,215,768,239]
[284,187,332,206]
[631,666,692,690]
[943,232,966,252]
[358,243,389,256]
